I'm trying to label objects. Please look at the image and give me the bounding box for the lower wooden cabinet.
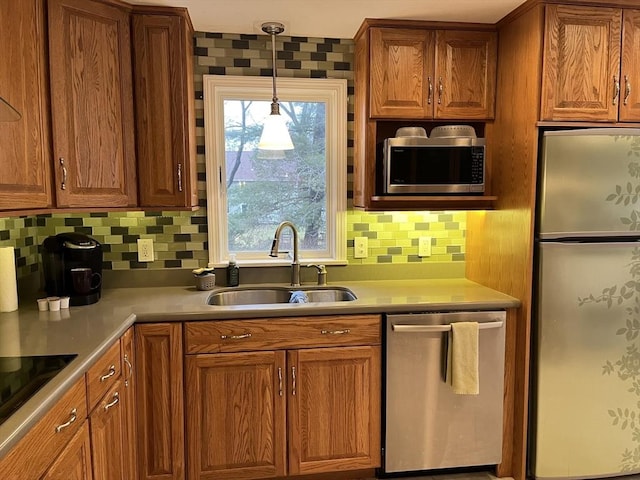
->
[90,380,125,480]
[42,420,93,480]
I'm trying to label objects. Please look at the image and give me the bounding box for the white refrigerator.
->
[532,129,640,479]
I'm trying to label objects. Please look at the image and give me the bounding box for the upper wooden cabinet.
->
[0,0,52,211]
[541,5,640,122]
[132,8,198,208]
[48,0,137,208]
[369,26,497,119]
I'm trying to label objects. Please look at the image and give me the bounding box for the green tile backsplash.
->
[0,32,466,280]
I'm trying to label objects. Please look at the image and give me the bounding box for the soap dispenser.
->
[227,254,239,287]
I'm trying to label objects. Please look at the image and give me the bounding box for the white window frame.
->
[203,75,347,267]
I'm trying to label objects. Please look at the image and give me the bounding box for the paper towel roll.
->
[0,246,19,312]
[0,311,21,372]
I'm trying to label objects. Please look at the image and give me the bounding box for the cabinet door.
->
[120,328,137,480]
[541,5,622,121]
[619,9,640,122]
[185,351,287,480]
[90,381,125,480]
[48,0,137,207]
[135,323,185,480]
[0,0,52,210]
[132,12,198,208]
[288,346,381,475]
[42,421,93,480]
[435,30,497,119]
[370,28,435,118]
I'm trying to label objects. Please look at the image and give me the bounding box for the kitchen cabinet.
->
[370,28,496,119]
[89,380,125,480]
[0,0,52,211]
[47,0,137,208]
[541,5,640,122]
[120,328,137,480]
[131,8,198,208]
[354,19,497,211]
[184,315,381,480]
[135,323,185,480]
[41,421,93,480]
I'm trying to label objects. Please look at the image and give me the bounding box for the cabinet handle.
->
[59,158,67,191]
[427,76,433,105]
[278,367,283,397]
[177,163,183,192]
[123,354,133,388]
[438,77,443,105]
[55,408,77,433]
[291,366,296,396]
[624,75,631,106]
[320,328,351,335]
[100,365,116,382]
[613,75,620,106]
[104,392,119,412]
[220,333,252,340]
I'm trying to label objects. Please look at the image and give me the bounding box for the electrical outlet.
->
[418,236,432,257]
[137,238,154,262]
[354,237,368,259]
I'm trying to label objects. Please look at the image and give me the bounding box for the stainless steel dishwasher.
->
[383,310,506,474]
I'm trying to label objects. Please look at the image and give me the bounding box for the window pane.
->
[223,99,327,253]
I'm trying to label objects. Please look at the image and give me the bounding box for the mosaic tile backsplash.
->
[0,32,466,280]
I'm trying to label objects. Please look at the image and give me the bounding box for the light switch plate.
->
[418,236,432,257]
[137,238,154,262]
[354,237,368,258]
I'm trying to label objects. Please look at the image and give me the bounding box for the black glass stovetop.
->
[0,354,77,426]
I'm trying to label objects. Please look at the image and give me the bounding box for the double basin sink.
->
[207,285,357,306]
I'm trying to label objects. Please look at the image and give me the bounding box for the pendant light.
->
[0,96,21,122]
[258,22,294,151]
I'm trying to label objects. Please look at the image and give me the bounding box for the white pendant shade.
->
[258,111,294,150]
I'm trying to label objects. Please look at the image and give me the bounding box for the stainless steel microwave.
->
[383,136,485,195]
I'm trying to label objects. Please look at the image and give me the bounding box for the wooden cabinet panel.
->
[135,323,184,480]
[86,340,122,412]
[120,328,137,480]
[90,380,125,480]
[541,5,622,121]
[0,0,52,210]
[185,351,287,480]
[42,420,93,480]
[288,346,381,475]
[620,9,640,122]
[48,0,137,208]
[370,28,434,118]
[185,315,382,354]
[435,30,497,119]
[132,11,197,208]
[0,376,87,480]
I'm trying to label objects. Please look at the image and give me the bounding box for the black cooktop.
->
[0,354,77,426]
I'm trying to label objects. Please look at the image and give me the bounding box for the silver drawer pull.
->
[123,354,133,387]
[278,367,283,397]
[291,366,296,396]
[59,157,67,191]
[104,392,119,411]
[100,365,116,382]
[320,329,351,335]
[391,320,504,333]
[220,333,252,340]
[55,408,77,433]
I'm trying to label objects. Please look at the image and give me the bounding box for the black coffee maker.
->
[42,233,103,306]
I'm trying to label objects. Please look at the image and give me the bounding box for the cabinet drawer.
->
[0,376,87,480]
[86,341,121,412]
[185,314,382,354]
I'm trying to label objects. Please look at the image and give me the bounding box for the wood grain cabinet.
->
[541,5,640,122]
[41,421,93,480]
[89,380,126,480]
[370,27,497,120]
[131,8,198,208]
[47,0,137,208]
[184,315,381,480]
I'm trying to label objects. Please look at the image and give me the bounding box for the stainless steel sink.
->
[206,285,357,306]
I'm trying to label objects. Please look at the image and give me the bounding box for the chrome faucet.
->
[269,221,300,287]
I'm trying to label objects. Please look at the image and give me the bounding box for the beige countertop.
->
[0,278,519,458]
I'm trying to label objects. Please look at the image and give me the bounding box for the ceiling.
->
[128,0,527,39]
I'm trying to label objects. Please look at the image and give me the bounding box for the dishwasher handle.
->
[391,320,503,333]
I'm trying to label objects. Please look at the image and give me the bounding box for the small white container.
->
[37,298,48,311]
[47,296,61,312]
[60,296,70,309]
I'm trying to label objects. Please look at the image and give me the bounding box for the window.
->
[203,75,347,267]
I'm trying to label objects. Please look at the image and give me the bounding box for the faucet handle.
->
[307,264,327,285]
